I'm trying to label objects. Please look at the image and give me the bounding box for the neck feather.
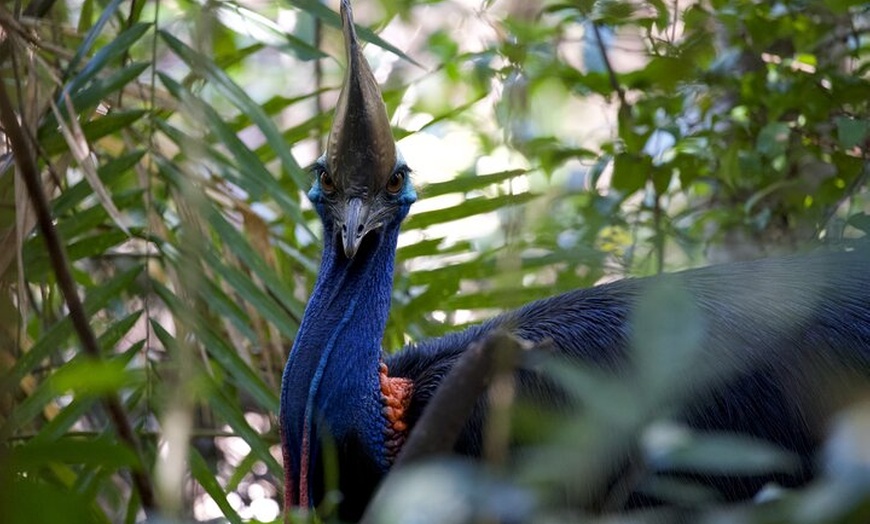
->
[280,221,399,506]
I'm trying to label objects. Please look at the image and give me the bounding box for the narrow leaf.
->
[71,22,151,91]
[190,448,243,524]
[151,321,282,476]
[404,193,539,231]
[50,96,130,234]
[40,110,147,156]
[63,0,127,80]
[159,30,309,190]
[151,282,279,412]
[0,265,142,394]
[290,0,420,66]
[13,436,139,469]
[419,169,528,199]
[71,61,151,112]
[0,312,142,439]
[53,150,145,215]
[155,75,309,230]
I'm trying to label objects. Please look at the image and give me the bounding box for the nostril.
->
[342,224,347,232]
[356,224,364,234]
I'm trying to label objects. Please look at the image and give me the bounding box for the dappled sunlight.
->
[1,0,867,522]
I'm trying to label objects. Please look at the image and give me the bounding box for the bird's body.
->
[279,2,870,521]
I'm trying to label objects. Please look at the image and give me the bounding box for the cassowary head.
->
[309,0,416,259]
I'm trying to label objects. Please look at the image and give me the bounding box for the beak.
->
[341,197,370,259]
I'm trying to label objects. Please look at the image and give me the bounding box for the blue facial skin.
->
[280,153,416,507]
[307,154,417,229]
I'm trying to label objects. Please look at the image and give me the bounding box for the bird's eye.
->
[319,171,335,193]
[386,171,404,194]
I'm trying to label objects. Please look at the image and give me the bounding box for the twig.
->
[0,65,157,514]
[591,22,626,109]
[591,20,667,270]
[360,331,524,524]
[0,1,63,63]
[395,330,524,466]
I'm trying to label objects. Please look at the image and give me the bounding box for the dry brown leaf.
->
[239,205,275,267]
[50,94,130,235]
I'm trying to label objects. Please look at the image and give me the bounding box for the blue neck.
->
[280,220,400,503]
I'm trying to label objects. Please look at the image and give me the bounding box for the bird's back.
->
[387,247,870,507]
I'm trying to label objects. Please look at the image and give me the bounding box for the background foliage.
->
[0,0,867,522]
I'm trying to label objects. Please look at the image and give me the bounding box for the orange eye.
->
[386,171,404,194]
[319,171,335,193]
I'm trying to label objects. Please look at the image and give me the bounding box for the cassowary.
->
[279,1,870,521]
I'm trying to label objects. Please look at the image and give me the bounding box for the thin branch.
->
[395,330,524,466]
[360,331,525,524]
[591,22,626,108]
[0,65,157,514]
[591,20,667,271]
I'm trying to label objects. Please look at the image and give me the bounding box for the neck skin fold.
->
[280,220,400,507]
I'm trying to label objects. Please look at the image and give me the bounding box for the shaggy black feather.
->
[376,248,870,514]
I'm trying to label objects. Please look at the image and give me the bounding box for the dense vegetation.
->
[0,0,867,522]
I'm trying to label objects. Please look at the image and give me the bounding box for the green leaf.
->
[51,358,138,396]
[28,397,99,446]
[0,312,142,439]
[24,230,129,282]
[12,435,139,470]
[200,247,299,340]
[190,448,243,524]
[64,23,152,100]
[53,150,145,215]
[71,61,151,112]
[62,0,127,81]
[0,265,142,395]
[446,285,559,310]
[756,121,790,158]
[404,193,539,231]
[406,245,597,287]
[289,0,421,66]
[420,170,527,199]
[3,475,104,524]
[158,30,309,191]
[77,0,94,33]
[203,205,307,322]
[823,0,869,13]
[847,212,870,233]
[54,190,143,242]
[40,110,148,156]
[612,153,649,195]
[650,433,800,475]
[197,276,258,342]
[638,476,722,506]
[151,319,282,476]
[152,283,279,413]
[397,238,444,261]
[836,117,870,149]
[155,75,309,230]
[213,2,325,61]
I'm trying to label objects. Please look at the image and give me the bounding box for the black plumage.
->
[383,250,870,511]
